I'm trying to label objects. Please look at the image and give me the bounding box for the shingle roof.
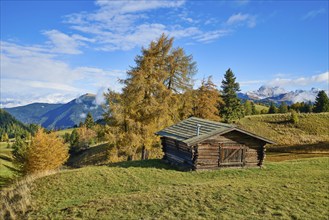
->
[156,117,275,146]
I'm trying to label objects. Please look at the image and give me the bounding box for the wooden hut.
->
[156,117,275,170]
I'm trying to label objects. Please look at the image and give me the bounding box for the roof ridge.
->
[187,117,235,128]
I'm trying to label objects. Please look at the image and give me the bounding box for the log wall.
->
[161,131,267,170]
[161,137,194,169]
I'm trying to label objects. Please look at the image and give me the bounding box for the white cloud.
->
[95,87,107,105]
[0,41,125,107]
[226,13,257,28]
[267,72,329,87]
[80,113,87,119]
[63,0,236,51]
[194,29,232,43]
[240,80,266,86]
[1,41,81,82]
[43,30,94,54]
[302,8,326,20]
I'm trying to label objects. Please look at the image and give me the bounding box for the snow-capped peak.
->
[246,85,286,99]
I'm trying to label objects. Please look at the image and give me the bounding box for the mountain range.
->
[2,86,324,130]
[238,86,321,105]
[4,94,105,130]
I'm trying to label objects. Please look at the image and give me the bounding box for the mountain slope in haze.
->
[4,103,63,125]
[238,86,321,104]
[4,94,106,130]
[41,93,105,129]
[0,109,30,137]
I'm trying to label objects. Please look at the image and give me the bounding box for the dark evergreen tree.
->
[268,102,277,114]
[84,112,94,129]
[313,90,329,113]
[70,129,79,147]
[12,136,29,174]
[251,102,259,115]
[279,102,288,113]
[220,68,244,123]
[304,101,313,113]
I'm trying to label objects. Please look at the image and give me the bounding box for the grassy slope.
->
[54,128,74,137]
[24,158,329,219]
[237,112,329,146]
[0,128,73,187]
[254,103,269,112]
[0,142,15,186]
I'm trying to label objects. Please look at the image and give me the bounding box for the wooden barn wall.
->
[161,137,193,168]
[223,131,266,167]
[195,131,266,169]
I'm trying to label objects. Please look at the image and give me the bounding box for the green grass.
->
[254,103,269,112]
[54,128,74,137]
[237,112,329,146]
[67,142,110,167]
[0,141,15,187]
[12,157,325,219]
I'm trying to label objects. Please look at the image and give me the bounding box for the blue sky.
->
[1,0,328,107]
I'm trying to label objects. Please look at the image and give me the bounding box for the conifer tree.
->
[244,100,252,116]
[251,102,259,115]
[104,34,196,160]
[313,90,329,113]
[84,112,94,129]
[193,76,222,121]
[220,68,244,123]
[279,102,288,113]
[70,128,79,147]
[25,128,68,174]
[12,136,29,173]
[268,102,277,114]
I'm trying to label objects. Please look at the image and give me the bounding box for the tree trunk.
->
[141,145,148,160]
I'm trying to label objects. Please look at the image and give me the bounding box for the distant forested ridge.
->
[0,109,30,138]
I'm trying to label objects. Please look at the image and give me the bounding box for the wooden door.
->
[219,144,246,167]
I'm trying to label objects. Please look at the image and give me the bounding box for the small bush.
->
[24,129,68,174]
[290,110,299,124]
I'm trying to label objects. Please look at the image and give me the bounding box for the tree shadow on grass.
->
[267,120,291,125]
[108,159,186,171]
[268,142,329,153]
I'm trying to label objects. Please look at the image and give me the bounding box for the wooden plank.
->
[219,162,244,165]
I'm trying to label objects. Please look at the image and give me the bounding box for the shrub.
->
[70,126,96,152]
[290,110,299,124]
[24,128,68,174]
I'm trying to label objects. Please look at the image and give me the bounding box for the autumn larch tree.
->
[24,128,68,174]
[193,76,222,121]
[220,68,244,123]
[104,34,196,160]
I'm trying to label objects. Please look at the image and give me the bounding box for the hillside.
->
[1,158,328,219]
[4,103,63,125]
[0,109,30,138]
[4,94,106,130]
[237,112,329,146]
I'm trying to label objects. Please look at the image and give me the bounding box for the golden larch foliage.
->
[25,129,68,174]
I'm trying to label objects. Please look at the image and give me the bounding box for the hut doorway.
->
[218,144,247,167]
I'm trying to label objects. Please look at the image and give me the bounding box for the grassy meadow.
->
[1,113,328,219]
[1,157,328,219]
[0,141,15,187]
[237,112,329,147]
